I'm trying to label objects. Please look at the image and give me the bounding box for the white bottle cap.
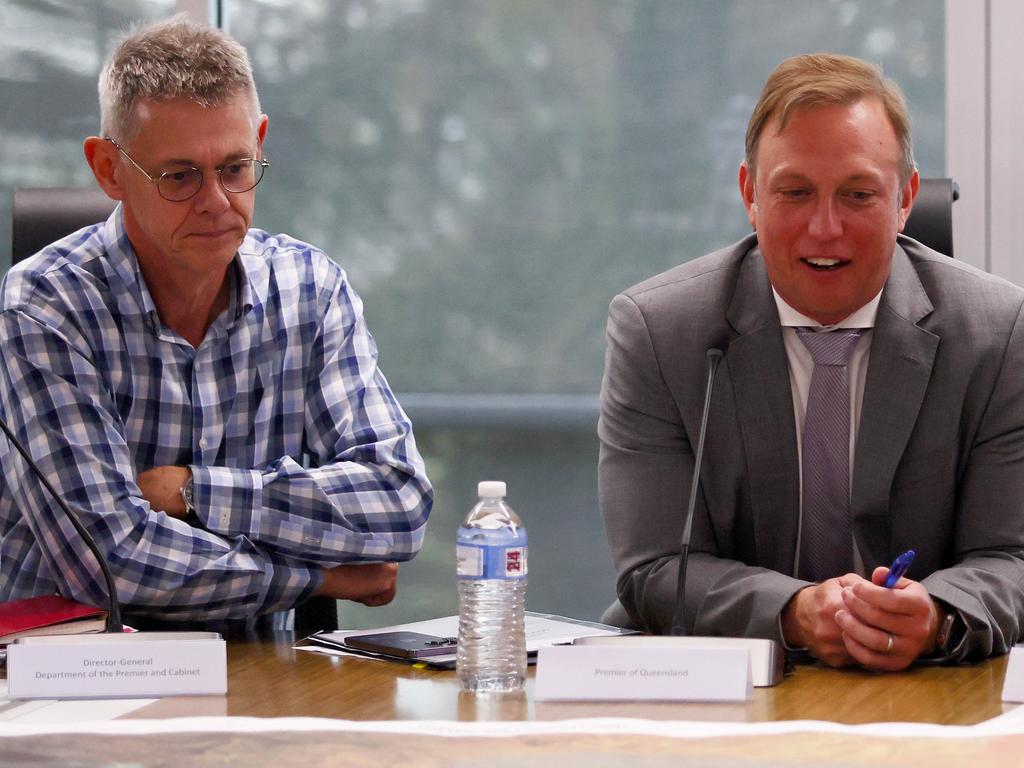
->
[477,481,507,498]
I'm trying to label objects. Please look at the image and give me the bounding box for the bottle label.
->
[457,543,528,580]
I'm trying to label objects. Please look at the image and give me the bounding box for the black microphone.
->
[0,416,123,633]
[671,347,724,636]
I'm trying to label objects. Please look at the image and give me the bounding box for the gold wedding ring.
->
[885,633,894,654]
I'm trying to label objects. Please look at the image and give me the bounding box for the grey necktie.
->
[796,327,864,582]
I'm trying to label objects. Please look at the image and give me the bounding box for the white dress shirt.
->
[772,288,882,577]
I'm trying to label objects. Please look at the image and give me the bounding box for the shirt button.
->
[199,437,208,450]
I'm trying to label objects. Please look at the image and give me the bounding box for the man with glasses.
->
[0,18,432,630]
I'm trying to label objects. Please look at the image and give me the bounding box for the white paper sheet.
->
[298,611,627,664]
[0,714,1022,738]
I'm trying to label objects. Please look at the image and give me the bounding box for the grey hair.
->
[98,15,261,141]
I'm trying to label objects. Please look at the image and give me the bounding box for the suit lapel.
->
[851,245,938,569]
[725,249,801,574]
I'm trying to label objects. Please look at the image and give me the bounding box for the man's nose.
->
[807,197,843,241]
[192,173,231,214]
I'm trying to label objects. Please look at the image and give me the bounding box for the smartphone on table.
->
[342,631,458,659]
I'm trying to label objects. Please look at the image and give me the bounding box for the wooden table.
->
[5,634,1020,767]
[134,632,1015,724]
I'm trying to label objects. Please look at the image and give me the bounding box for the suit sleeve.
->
[598,292,804,638]
[921,301,1024,661]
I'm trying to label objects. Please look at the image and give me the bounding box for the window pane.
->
[0,1,946,630]
[72,1,936,629]
[231,0,945,629]
[232,0,944,398]
[0,0,176,269]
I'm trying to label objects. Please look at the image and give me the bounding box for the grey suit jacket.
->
[599,233,1024,660]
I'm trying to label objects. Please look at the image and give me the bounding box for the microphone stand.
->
[672,348,723,636]
[0,395,227,700]
[571,346,784,688]
[0,416,122,633]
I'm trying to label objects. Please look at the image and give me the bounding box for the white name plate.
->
[573,635,784,687]
[534,644,752,702]
[1001,644,1024,702]
[7,632,226,699]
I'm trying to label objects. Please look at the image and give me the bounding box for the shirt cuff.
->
[777,614,808,652]
[190,465,263,538]
[259,560,323,616]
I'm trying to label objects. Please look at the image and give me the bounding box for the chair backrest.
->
[12,187,117,265]
[902,177,959,258]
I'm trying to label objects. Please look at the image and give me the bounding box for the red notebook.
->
[0,595,107,645]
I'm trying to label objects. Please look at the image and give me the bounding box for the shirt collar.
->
[235,233,265,318]
[100,204,257,326]
[101,204,160,322]
[772,288,882,331]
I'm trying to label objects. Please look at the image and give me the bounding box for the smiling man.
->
[0,18,432,630]
[599,54,1024,670]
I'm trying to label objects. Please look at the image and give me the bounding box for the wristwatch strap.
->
[180,476,195,515]
[930,604,968,661]
[934,610,956,651]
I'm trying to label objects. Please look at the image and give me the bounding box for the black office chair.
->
[10,186,340,635]
[292,596,339,636]
[902,177,959,258]
[12,187,117,264]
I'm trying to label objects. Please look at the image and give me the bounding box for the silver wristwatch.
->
[933,607,966,657]
[180,476,196,515]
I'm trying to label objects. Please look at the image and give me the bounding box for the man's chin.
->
[184,233,243,258]
[801,302,863,326]
[178,244,240,273]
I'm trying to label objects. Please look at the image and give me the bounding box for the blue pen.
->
[884,549,915,588]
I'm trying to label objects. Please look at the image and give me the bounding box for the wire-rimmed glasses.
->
[104,137,269,202]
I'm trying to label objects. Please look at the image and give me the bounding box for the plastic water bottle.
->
[456,481,528,693]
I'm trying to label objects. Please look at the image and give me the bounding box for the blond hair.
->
[745,53,915,183]
[98,15,260,140]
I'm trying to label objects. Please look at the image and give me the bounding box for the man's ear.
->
[896,168,921,232]
[738,162,757,230]
[257,113,268,145]
[83,136,126,202]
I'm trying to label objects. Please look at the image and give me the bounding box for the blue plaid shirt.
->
[0,207,432,622]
